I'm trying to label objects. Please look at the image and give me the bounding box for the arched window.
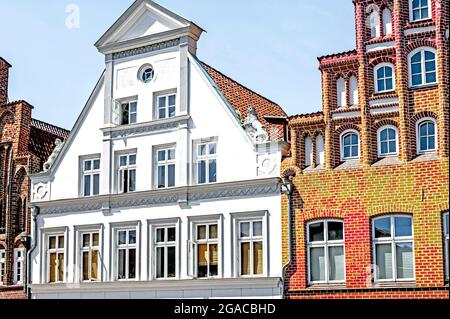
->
[341,130,360,160]
[409,48,437,87]
[416,118,437,153]
[349,76,358,106]
[336,77,346,108]
[382,8,392,35]
[307,220,345,284]
[373,215,414,281]
[369,10,380,38]
[305,136,313,167]
[410,0,430,22]
[375,63,395,93]
[316,134,325,167]
[378,125,398,157]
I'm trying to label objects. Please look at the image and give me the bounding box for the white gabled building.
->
[28,0,289,299]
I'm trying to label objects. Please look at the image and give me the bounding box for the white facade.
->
[28,0,287,299]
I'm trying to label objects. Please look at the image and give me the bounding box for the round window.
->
[140,65,154,83]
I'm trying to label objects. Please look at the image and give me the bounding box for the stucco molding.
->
[111,38,180,60]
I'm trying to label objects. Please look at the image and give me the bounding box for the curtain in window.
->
[253,242,263,275]
[328,246,345,281]
[310,247,325,282]
[396,243,414,279]
[376,244,393,280]
[241,243,250,275]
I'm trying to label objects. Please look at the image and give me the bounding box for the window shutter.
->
[112,100,121,125]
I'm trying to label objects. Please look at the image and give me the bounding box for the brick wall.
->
[0,58,10,106]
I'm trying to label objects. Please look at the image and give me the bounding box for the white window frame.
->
[443,212,449,281]
[80,231,101,282]
[374,63,395,93]
[340,129,360,161]
[369,10,381,38]
[377,125,399,157]
[408,47,437,88]
[113,224,139,281]
[81,157,101,197]
[117,153,137,194]
[306,219,346,285]
[120,100,138,125]
[349,75,358,106]
[304,136,313,167]
[194,140,218,185]
[382,8,392,36]
[45,232,67,284]
[336,77,346,108]
[416,117,437,154]
[0,249,5,286]
[409,0,431,22]
[372,215,415,283]
[152,224,178,280]
[155,146,176,189]
[13,247,25,285]
[316,134,325,167]
[156,92,177,120]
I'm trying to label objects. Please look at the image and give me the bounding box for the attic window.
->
[139,65,155,83]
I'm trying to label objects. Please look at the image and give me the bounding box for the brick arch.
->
[365,3,380,14]
[367,203,416,217]
[335,123,361,136]
[333,73,346,81]
[373,118,399,132]
[303,209,345,222]
[411,110,437,123]
[369,56,396,68]
[379,1,393,11]
[405,40,436,55]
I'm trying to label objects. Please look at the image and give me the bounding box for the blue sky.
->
[0,0,356,130]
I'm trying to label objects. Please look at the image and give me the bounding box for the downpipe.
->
[280,176,294,298]
[24,206,39,299]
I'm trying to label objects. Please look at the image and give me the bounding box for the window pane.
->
[395,217,412,237]
[389,141,396,153]
[412,74,422,86]
[158,96,166,108]
[118,250,126,279]
[93,159,100,170]
[351,134,358,145]
[156,228,164,243]
[351,145,359,157]
[93,233,99,246]
[157,150,165,162]
[49,236,56,249]
[167,247,176,278]
[381,141,388,154]
[128,230,136,245]
[328,221,344,241]
[386,78,393,90]
[130,113,137,124]
[156,247,164,278]
[49,253,56,282]
[128,249,136,279]
[84,161,92,171]
[198,161,206,184]
[209,244,218,276]
[128,155,136,166]
[168,165,175,187]
[309,222,324,242]
[197,225,207,240]
[168,149,175,160]
[253,242,263,275]
[380,129,388,141]
[241,242,250,275]
[411,52,421,64]
[167,227,176,242]
[209,143,217,155]
[93,174,100,195]
[209,224,218,239]
[82,234,90,247]
[374,217,391,238]
[310,247,325,282]
[253,221,263,237]
[197,244,208,278]
[158,166,165,188]
[377,68,384,78]
[84,175,91,196]
[168,94,176,106]
[57,253,64,281]
[344,146,350,159]
[159,107,166,119]
[118,231,126,245]
[378,79,385,91]
[82,251,89,281]
[426,72,436,83]
[129,169,136,192]
[120,156,127,167]
[411,62,422,74]
[388,129,396,140]
[91,250,98,280]
[385,66,392,77]
[425,60,436,72]
[240,222,250,238]
[209,159,217,183]
[421,8,428,19]
[329,246,345,281]
[169,106,176,118]
[396,242,414,279]
[420,137,428,151]
[376,244,393,280]
[58,236,65,249]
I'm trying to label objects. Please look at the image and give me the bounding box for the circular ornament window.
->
[139,65,155,83]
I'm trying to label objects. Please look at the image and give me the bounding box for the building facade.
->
[282,0,449,299]
[28,0,289,299]
[0,57,69,299]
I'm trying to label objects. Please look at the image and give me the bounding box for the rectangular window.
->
[47,234,65,283]
[157,93,176,119]
[118,154,136,193]
[82,158,100,197]
[444,213,449,281]
[121,101,137,125]
[0,249,5,286]
[14,248,25,285]
[156,148,176,189]
[196,142,217,184]
[116,229,137,280]
[81,232,100,282]
[154,226,177,279]
[192,223,219,278]
[238,220,264,276]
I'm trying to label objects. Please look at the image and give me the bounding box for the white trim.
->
[409,0,432,23]
[117,152,137,193]
[444,212,449,281]
[76,228,103,283]
[404,25,436,36]
[332,111,361,120]
[154,144,176,189]
[340,129,360,161]
[194,139,218,185]
[408,47,438,88]
[372,215,415,282]
[377,125,399,157]
[111,222,141,282]
[81,157,101,197]
[13,248,26,285]
[369,97,399,107]
[416,117,438,154]
[374,62,396,93]
[42,229,69,284]
[366,41,395,53]
[370,106,400,115]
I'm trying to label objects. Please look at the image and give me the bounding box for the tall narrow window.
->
[82,158,100,197]
[154,226,177,279]
[316,134,325,167]
[157,93,176,119]
[156,148,176,189]
[118,154,136,193]
[336,77,346,108]
[193,223,219,278]
[307,220,345,284]
[378,126,398,157]
[382,8,392,35]
[341,130,360,160]
[444,213,449,281]
[409,48,437,87]
[349,76,358,106]
[14,248,25,285]
[196,142,217,184]
[305,136,313,167]
[47,234,65,283]
[369,10,380,38]
[0,249,5,286]
[417,119,437,153]
[410,0,430,22]
[116,229,136,280]
[373,215,414,281]
[239,220,264,276]
[81,232,100,282]
[375,63,395,93]
[121,101,137,125]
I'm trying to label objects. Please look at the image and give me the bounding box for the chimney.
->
[0,57,11,105]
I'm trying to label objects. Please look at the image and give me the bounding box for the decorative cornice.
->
[112,38,180,59]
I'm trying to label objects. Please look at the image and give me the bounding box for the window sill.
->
[372,281,416,289]
[409,83,438,91]
[411,152,439,163]
[306,284,346,291]
[405,20,434,29]
[372,156,402,167]
[335,160,362,171]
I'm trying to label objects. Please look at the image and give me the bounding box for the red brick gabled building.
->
[282,0,449,299]
[0,57,69,299]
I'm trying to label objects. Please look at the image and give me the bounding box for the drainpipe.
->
[24,205,39,299]
[280,175,294,297]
